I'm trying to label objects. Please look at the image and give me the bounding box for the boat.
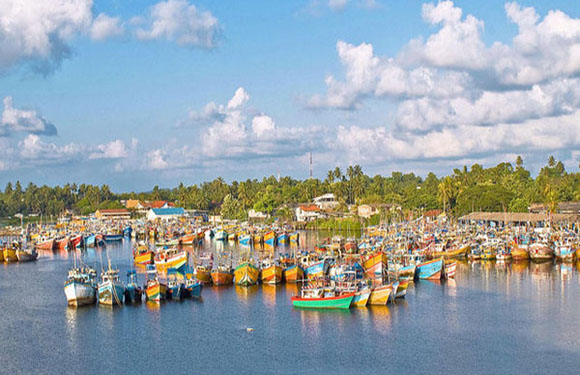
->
[261,259,283,284]
[55,237,69,251]
[416,258,443,280]
[69,235,83,249]
[124,270,142,303]
[368,284,393,305]
[352,287,371,307]
[3,242,19,262]
[234,261,260,286]
[362,252,387,283]
[396,264,416,280]
[35,237,55,251]
[196,265,213,284]
[511,246,529,260]
[395,279,410,298]
[64,267,97,306]
[555,239,575,262]
[291,287,354,309]
[97,266,125,306]
[104,233,123,242]
[145,265,167,302]
[133,242,154,265]
[277,232,289,245]
[83,234,96,247]
[179,233,196,246]
[211,265,234,285]
[443,261,457,279]
[238,234,252,246]
[166,268,183,300]
[264,231,276,246]
[289,232,299,244]
[283,264,305,283]
[16,247,38,262]
[215,228,227,241]
[154,248,188,273]
[303,257,329,279]
[529,242,554,262]
[184,277,203,298]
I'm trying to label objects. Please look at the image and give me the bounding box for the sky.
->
[0,0,579,192]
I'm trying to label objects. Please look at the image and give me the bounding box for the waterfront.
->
[1,233,579,374]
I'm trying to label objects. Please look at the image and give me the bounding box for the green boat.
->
[291,291,355,309]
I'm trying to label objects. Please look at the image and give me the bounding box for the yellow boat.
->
[441,245,470,259]
[261,263,283,284]
[3,247,18,262]
[353,288,371,307]
[369,284,393,305]
[196,266,212,284]
[234,262,260,286]
[0,248,4,262]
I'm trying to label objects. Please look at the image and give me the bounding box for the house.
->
[313,193,340,210]
[423,209,443,222]
[529,202,580,214]
[357,203,401,218]
[124,199,140,209]
[146,207,186,221]
[95,209,131,220]
[248,209,269,220]
[295,204,325,222]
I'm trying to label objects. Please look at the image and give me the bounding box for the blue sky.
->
[0,0,579,191]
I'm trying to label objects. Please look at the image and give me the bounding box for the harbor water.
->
[1,232,579,374]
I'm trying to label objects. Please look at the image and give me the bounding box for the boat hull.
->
[64,281,96,307]
[291,293,354,309]
[234,262,260,286]
[146,282,167,302]
[416,258,443,280]
[369,285,393,305]
[283,265,304,283]
[261,265,283,284]
[98,281,125,306]
[211,271,234,286]
[352,289,371,307]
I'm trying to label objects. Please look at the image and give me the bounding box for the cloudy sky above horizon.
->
[1,0,579,191]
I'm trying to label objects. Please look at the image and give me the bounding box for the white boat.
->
[64,267,97,307]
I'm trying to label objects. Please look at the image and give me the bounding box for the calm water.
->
[1,233,580,374]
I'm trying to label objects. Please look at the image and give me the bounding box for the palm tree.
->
[333,167,342,181]
[548,155,556,168]
[326,170,335,184]
[438,176,454,213]
[516,155,523,168]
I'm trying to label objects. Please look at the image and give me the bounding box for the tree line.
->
[0,156,577,221]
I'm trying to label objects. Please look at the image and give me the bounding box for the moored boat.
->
[64,267,97,307]
[416,258,443,280]
[98,266,125,306]
[291,287,354,309]
[234,261,260,286]
[211,265,234,286]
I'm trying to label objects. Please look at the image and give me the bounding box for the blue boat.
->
[186,281,203,299]
[123,226,132,237]
[416,258,443,280]
[305,259,329,278]
[104,234,123,242]
[124,270,142,303]
[277,233,289,245]
[84,234,96,247]
[166,268,183,300]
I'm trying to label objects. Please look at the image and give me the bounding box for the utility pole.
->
[309,152,313,179]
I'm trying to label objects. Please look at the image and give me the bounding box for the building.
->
[313,193,340,210]
[124,199,140,209]
[357,203,401,218]
[458,211,580,226]
[95,209,131,220]
[529,202,580,215]
[146,207,187,221]
[248,209,269,220]
[209,215,222,224]
[295,204,325,222]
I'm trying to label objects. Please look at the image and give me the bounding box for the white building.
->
[248,209,269,220]
[146,207,187,221]
[313,193,339,210]
[295,204,325,222]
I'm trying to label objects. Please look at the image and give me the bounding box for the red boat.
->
[69,235,83,249]
[55,237,69,251]
[35,238,55,251]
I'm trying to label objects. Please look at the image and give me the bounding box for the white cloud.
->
[252,115,276,138]
[136,0,221,48]
[19,134,83,162]
[90,13,124,41]
[1,96,57,136]
[0,0,92,73]
[89,139,129,159]
[227,87,250,110]
[145,149,169,170]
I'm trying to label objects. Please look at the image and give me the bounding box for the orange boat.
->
[55,237,69,251]
[179,233,196,245]
[211,266,234,285]
[283,264,304,283]
[362,252,387,284]
[261,261,283,284]
[35,237,55,251]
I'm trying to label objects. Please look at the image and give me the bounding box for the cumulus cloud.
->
[145,149,169,170]
[89,139,129,159]
[90,13,124,41]
[0,0,92,74]
[136,0,221,48]
[1,97,58,136]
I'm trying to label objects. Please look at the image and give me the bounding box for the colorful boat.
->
[55,237,69,251]
[167,268,183,300]
[416,258,443,280]
[234,262,260,286]
[277,233,289,245]
[3,245,18,262]
[443,261,457,279]
[362,252,387,283]
[238,234,252,246]
[352,287,371,307]
[145,278,167,302]
[98,268,125,306]
[104,233,123,242]
[211,266,234,286]
[529,242,554,262]
[368,284,393,305]
[35,237,55,251]
[179,233,197,246]
[196,265,212,284]
[283,264,305,283]
[184,278,203,298]
[215,229,227,241]
[124,270,142,304]
[133,243,154,265]
[291,288,354,309]
[395,279,410,298]
[261,260,283,284]
[289,232,299,244]
[264,231,276,246]
[304,259,329,279]
[16,248,38,262]
[154,248,188,273]
[69,235,83,249]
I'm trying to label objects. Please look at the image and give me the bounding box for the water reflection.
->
[262,284,278,308]
[368,306,391,336]
[235,285,259,305]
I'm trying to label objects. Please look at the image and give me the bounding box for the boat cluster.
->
[64,263,202,307]
[1,240,38,263]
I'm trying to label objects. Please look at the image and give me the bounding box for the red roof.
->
[424,209,442,217]
[299,204,320,212]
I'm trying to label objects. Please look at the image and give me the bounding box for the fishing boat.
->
[261,259,283,284]
[555,239,575,262]
[443,261,457,279]
[215,228,227,241]
[395,279,410,298]
[362,252,387,283]
[303,256,329,279]
[83,234,96,247]
[396,264,416,280]
[55,237,69,251]
[238,233,252,246]
[211,265,234,285]
[529,242,554,262]
[368,284,394,305]
[416,258,443,280]
[98,266,125,306]
[352,286,372,307]
[104,233,123,242]
[264,231,276,246]
[16,247,38,262]
[234,261,260,286]
[124,270,142,304]
[35,237,55,251]
[3,242,19,262]
[179,233,196,246]
[145,265,167,302]
[196,265,212,284]
[69,235,83,249]
[291,287,354,309]
[277,232,289,245]
[184,277,203,298]
[511,245,529,260]
[154,248,188,273]
[64,267,97,306]
[283,264,305,283]
[289,232,299,244]
[166,268,183,300]
[133,242,154,265]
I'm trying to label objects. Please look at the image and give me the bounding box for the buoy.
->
[246,328,254,332]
